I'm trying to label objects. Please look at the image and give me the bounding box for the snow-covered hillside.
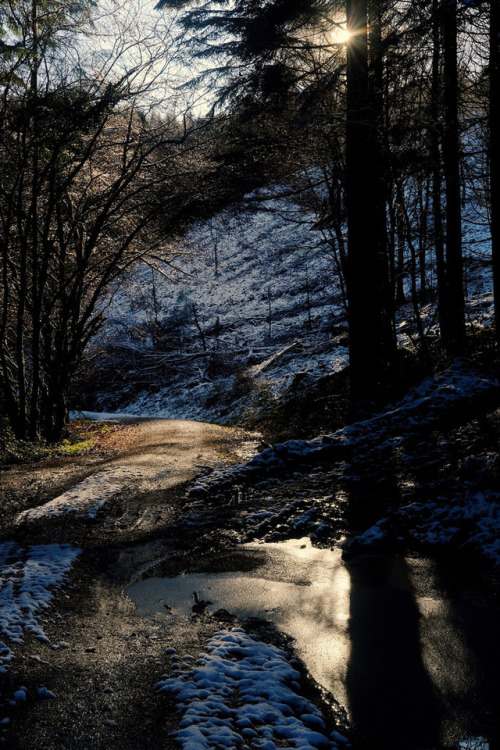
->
[90,192,350,423]
[87,184,493,426]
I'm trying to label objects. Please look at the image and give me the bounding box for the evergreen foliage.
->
[154,0,499,407]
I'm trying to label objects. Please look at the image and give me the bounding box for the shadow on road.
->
[345,554,443,749]
[342,437,500,750]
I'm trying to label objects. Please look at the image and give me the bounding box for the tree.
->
[489,0,500,341]
[157,0,500,399]
[157,0,400,404]
[0,0,198,440]
[345,0,394,405]
[440,0,466,354]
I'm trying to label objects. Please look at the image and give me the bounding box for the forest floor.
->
[1,363,500,750]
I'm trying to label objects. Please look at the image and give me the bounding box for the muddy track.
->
[0,419,271,750]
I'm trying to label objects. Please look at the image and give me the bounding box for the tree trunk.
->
[28,0,41,440]
[431,0,446,332]
[345,0,391,407]
[490,0,500,342]
[440,0,465,354]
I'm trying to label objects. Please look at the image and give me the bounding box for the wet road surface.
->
[3,418,500,750]
[128,538,500,750]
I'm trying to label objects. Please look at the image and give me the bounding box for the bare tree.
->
[0,0,202,440]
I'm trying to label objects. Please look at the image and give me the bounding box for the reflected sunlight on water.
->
[127,538,352,706]
[127,540,499,749]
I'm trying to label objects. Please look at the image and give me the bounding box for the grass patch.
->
[0,420,116,467]
[58,438,95,455]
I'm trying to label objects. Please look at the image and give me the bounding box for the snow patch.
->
[15,466,144,523]
[188,359,500,495]
[343,490,500,568]
[158,627,349,750]
[0,542,80,672]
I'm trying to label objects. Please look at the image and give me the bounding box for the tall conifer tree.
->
[158,0,395,405]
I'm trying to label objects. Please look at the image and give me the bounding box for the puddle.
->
[127,538,500,749]
[128,538,352,705]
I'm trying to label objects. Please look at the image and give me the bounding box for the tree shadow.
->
[339,440,443,749]
[336,390,500,750]
[344,553,443,749]
[419,557,500,750]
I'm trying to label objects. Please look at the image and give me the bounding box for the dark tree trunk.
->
[431,0,446,332]
[29,0,41,441]
[440,0,465,354]
[345,0,392,407]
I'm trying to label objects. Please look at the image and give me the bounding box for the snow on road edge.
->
[15,467,145,524]
[0,542,81,672]
[158,628,350,750]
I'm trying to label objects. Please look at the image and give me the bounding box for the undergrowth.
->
[248,332,500,443]
[0,421,115,467]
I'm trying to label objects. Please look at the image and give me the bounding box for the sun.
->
[331,25,352,44]
[332,26,352,44]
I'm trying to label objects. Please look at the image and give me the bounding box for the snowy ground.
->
[158,628,350,750]
[1,363,499,747]
[0,540,79,742]
[0,543,80,668]
[184,359,500,569]
[89,193,347,422]
[88,182,493,429]
[2,185,498,747]
[15,467,144,523]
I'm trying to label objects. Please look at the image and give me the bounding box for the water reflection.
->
[127,539,499,749]
[128,538,353,706]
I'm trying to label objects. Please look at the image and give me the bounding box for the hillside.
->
[83,190,347,428]
[80,183,493,437]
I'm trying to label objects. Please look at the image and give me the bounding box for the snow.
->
[458,739,489,750]
[92,193,350,423]
[89,166,494,430]
[172,358,500,568]
[15,466,145,523]
[157,627,349,750]
[185,358,500,493]
[3,171,497,740]
[69,410,143,422]
[343,489,500,567]
[0,542,80,672]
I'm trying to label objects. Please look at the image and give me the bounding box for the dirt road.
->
[2,417,500,750]
[0,419,268,750]
[1,419,258,544]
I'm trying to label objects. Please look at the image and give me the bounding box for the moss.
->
[58,438,95,455]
